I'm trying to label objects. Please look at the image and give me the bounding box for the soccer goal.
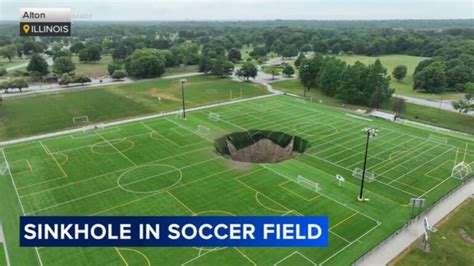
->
[297,175,321,192]
[196,125,211,136]
[451,162,473,180]
[352,168,377,183]
[208,112,220,121]
[0,161,9,176]
[73,116,89,124]
[428,134,448,144]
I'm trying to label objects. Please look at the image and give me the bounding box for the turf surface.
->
[1,95,473,265]
[0,75,267,140]
[271,79,474,135]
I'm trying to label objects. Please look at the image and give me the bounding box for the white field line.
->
[228,102,365,145]
[20,147,212,196]
[25,156,221,215]
[319,221,381,265]
[365,140,431,171]
[181,247,225,265]
[304,152,418,198]
[1,148,44,266]
[335,134,406,164]
[0,224,11,266]
[376,143,442,177]
[207,105,419,199]
[345,114,373,121]
[259,164,380,224]
[346,137,420,169]
[316,131,399,160]
[0,94,278,147]
[91,168,236,217]
[274,251,317,266]
[387,147,455,185]
[278,98,462,151]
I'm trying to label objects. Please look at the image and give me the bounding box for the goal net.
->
[352,168,377,183]
[297,175,321,192]
[196,125,211,136]
[428,134,448,144]
[73,116,89,124]
[176,112,184,120]
[0,161,9,176]
[208,112,220,121]
[451,162,473,180]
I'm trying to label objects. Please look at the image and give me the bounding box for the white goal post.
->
[73,116,89,124]
[208,112,220,121]
[352,168,377,183]
[196,125,211,136]
[0,161,9,176]
[297,175,321,192]
[451,162,473,180]
[428,134,448,144]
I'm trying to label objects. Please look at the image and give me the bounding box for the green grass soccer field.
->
[1,95,473,265]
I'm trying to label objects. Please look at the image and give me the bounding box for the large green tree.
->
[392,65,407,82]
[27,54,49,75]
[239,62,258,80]
[0,45,17,62]
[228,48,242,63]
[413,61,446,93]
[210,57,234,77]
[52,56,76,74]
[318,57,346,96]
[298,55,324,91]
[125,48,166,78]
[78,45,102,62]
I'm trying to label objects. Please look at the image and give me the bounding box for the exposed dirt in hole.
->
[214,130,309,164]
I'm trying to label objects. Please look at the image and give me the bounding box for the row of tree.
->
[299,55,393,107]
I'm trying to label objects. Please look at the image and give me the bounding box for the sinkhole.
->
[214,130,309,164]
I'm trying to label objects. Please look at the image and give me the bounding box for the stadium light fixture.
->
[358,127,378,202]
[180,79,187,119]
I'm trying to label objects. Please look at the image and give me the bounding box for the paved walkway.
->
[356,178,474,266]
[1,72,203,98]
[395,94,473,116]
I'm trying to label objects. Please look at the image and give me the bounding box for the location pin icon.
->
[23,24,30,33]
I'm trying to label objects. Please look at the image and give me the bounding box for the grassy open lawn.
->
[72,55,113,77]
[336,54,465,101]
[272,79,474,135]
[0,75,268,140]
[0,58,28,69]
[0,246,6,266]
[162,65,199,77]
[393,198,474,266]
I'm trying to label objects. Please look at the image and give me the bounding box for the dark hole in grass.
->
[214,130,309,164]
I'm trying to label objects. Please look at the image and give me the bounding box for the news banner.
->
[20,216,329,247]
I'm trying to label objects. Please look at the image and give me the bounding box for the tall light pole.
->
[358,127,378,202]
[303,64,308,97]
[180,79,187,119]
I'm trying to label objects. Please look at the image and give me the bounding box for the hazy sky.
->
[1,0,473,21]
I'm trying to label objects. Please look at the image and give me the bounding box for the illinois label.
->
[19,8,71,36]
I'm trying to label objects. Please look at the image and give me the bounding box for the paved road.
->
[6,56,53,71]
[356,179,474,265]
[395,94,473,116]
